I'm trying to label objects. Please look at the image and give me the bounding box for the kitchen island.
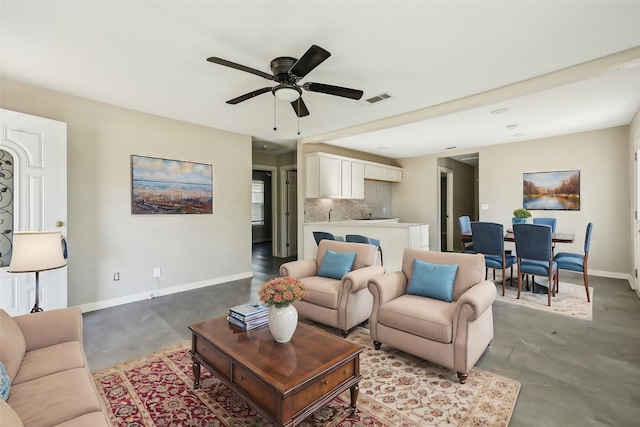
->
[303,220,429,273]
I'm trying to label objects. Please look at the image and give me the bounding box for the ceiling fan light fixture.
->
[273,85,301,102]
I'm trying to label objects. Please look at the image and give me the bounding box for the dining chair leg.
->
[516,262,522,299]
[547,273,552,306]
[501,268,506,296]
[584,270,591,303]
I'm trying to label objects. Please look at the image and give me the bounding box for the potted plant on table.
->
[512,208,532,224]
[258,277,307,343]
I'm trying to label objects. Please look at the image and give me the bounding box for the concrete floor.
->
[83,243,640,426]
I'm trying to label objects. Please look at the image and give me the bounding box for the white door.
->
[0,109,68,315]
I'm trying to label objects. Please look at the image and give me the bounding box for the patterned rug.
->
[93,328,520,426]
[494,278,593,320]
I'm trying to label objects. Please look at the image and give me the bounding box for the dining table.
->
[460,230,575,244]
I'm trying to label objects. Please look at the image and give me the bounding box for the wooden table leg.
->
[350,384,359,410]
[192,360,201,389]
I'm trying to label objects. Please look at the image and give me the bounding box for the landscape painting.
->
[131,155,213,214]
[523,170,580,211]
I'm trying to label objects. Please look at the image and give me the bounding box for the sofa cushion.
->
[318,249,356,280]
[299,276,342,309]
[12,341,85,385]
[8,367,103,427]
[0,310,26,382]
[378,295,456,344]
[407,259,458,302]
[0,361,10,401]
[0,399,23,427]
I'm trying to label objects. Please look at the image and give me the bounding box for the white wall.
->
[1,78,253,310]
[395,126,632,278]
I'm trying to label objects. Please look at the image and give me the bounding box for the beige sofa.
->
[368,249,496,383]
[0,307,110,427]
[280,239,385,337]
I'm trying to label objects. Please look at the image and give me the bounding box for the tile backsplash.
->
[304,180,392,222]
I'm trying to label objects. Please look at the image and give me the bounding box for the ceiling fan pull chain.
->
[273,96,277,131]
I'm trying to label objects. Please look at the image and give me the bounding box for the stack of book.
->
[227,303,269,330]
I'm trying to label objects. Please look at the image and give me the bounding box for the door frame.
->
[438,166,454,252]
[280,164,297,258]
[252,165,278,256]
[634,134,640,294]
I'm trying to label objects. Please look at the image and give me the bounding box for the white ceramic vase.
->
[268,304,298,343]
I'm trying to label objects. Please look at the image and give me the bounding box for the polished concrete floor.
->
[84,243,640,426]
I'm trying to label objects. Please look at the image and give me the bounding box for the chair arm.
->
[455,280,497,322]
[13,307,83,352]
[279,259,318,279]
[342,265,385,293]
[367,271,407,305]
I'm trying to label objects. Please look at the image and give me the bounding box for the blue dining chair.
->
[345,234,383,266]
[470,221,516,296]
[313,231,337,245]
[553,223,593,302]
[513,223,558,306]
[533,217,557,254]
[458,215,473,253]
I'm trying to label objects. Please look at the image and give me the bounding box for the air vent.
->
[365,93,392,104]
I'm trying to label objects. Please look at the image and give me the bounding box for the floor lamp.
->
[8,231,67,313]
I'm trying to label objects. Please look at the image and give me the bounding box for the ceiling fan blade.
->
[207,57,275,81]
[303,82,363,100]
[226,87,272,104]
[291,98,310,117]
[289,45,331,79]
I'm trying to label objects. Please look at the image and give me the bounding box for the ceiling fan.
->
[207,45,363,118]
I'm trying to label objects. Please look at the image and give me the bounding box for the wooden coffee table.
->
[189,316,363,427]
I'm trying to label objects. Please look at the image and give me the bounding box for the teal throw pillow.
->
[318,250,357,280]
[407,259,458,302]
[0,361,10,401]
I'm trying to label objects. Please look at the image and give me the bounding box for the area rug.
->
[494,278,593,320]
[94,328,520,426]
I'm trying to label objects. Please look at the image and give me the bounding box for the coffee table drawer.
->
[194,336,231,379]
[232,364,277,413]
[291,358,356,414]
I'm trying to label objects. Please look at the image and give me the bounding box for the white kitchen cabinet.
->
[364,162,403,182]
[307,153,365,199]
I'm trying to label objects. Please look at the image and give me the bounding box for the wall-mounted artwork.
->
[523,170,580,211]
[131,155,213,214]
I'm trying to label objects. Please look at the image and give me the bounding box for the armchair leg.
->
[373,340,382,350]
[342,330,349,338]
[457,372,468,384]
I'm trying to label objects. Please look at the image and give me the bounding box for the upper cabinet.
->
[306,152,402,199]
[363,163,403,182]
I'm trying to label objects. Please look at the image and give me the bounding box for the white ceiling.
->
[1,1,639,159]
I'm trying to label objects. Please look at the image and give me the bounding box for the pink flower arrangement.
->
[258,276,307,308]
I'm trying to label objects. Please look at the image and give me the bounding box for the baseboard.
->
[78,272,254,313]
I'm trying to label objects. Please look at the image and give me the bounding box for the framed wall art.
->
[131,155,213,214]
[523,170,580,211]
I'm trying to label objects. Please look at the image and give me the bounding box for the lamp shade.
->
[273,85,301,102]
[8,231,67,273]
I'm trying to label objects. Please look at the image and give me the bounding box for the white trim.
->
[78,272,253,313]
[253,164,278,256]
[280,164,297,258]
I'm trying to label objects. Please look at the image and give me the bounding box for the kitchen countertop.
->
[304,219,427,227]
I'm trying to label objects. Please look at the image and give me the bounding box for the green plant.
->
[513,208,531,218]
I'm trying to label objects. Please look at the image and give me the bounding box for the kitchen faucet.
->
[328,209,333,222]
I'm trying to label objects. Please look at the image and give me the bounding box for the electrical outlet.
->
[153,267,161,278]
[113,272,120,281]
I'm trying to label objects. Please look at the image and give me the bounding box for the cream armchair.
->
[280,239,385,337]
[368,249,496,383]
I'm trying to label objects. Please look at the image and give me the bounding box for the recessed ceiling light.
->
[506,124,518,130]
[445,146,457,150]
[491,108,509,115]
[377,146,388,150]
[513,133,526,137]
[261,144,269,149]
